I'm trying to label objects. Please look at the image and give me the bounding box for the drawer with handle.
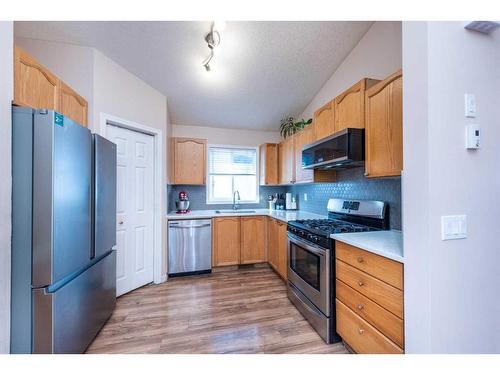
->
[336,241,403,290]
[336,299,403,354]
[336,279,404,348]
[336,260,403,318]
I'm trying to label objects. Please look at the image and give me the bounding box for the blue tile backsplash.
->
[288,168,401,229]
[168,167,401,229]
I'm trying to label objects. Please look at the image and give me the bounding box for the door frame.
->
[98,112,165,285]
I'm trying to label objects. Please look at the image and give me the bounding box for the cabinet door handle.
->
[358,328,365,335]
[357,280,364,287]
[357,304,364,310]
[357,257,364,263]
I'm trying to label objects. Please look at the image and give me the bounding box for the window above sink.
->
[206,145,259,205]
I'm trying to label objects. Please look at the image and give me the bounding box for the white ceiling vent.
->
[465,21,500,34]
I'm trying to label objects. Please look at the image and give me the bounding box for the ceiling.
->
[14,21,373,131]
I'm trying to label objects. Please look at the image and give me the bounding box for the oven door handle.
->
[288,233,327,257]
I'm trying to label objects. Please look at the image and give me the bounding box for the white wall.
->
[15,37,94,129]
[300,21,402,119]
[172,124,281,146]
[401,22,432,353]
[0,21,13,354]
[93,50,167,136]
[403,21,500,353]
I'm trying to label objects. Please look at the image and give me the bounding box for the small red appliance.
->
[175,191,190,214]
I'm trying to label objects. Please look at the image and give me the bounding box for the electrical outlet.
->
[304,193,308,201]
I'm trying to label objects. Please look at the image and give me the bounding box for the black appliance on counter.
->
[302,128,364,170]
[286,198,388,343]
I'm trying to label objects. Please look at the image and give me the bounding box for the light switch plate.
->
[304,193,308,201]
[464,94,476,118]
[441,215,467,240]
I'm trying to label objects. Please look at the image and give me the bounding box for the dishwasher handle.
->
[169,223,211,229]
[168,220,212,229]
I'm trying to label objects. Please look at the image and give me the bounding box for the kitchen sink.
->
[215,210,256,214]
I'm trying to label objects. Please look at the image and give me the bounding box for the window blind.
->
[208,147,257,175]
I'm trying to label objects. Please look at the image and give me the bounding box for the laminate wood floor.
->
[86,265,348,354]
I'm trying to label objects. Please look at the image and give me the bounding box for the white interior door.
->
[106,124,155,296]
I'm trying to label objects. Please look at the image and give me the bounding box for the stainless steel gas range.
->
[286,198,388,343]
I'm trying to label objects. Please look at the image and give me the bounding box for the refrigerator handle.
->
[90,141,96,260]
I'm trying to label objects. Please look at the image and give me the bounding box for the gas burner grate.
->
[293,219,375,235]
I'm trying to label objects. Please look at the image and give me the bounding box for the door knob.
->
[119,220,124,225]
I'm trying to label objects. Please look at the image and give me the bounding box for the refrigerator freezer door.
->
[93,134,117,259]
[32,110,93,287]
[33,251,116,353]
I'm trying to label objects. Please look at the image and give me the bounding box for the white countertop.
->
[165,209,326,223]
[330,230,403,263]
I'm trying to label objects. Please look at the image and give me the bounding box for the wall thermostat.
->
[465,124,480,149]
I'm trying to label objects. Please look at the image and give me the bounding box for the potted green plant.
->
[280,117,313,138]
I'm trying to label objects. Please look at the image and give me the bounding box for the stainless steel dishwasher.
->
[168,219,212,276]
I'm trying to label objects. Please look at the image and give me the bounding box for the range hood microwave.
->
[302,128,364,170]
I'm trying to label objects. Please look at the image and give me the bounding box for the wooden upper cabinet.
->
[14,46,89,127]
[294,126,314,183]
[212,217,241,266]
[259,143,279,185]
[170,137,206,185]
[313,100,335,141]
[279,135,295,185]
[240,216,267,264]
[365,71,403,178]
[334,78,380,132]
[58,81,88,126]
[14,46,59,111]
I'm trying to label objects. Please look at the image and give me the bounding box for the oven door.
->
[287,232,330,316]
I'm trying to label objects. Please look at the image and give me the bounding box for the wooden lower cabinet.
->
[267,218,279,270]
[212,217,241,266]
[213,216,268,267]
[335,240,404,354]
[240,216,267,264]
[276,220,288,279]
[336,241,403,289]
[336,300,403,354]
[266,217,288,280]
[336,280,404,347]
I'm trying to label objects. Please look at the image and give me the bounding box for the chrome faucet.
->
[232,190,240,210]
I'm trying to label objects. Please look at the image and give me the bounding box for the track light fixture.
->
[202,22,222,72]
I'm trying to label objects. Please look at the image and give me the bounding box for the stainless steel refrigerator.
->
[11,106,117,354]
